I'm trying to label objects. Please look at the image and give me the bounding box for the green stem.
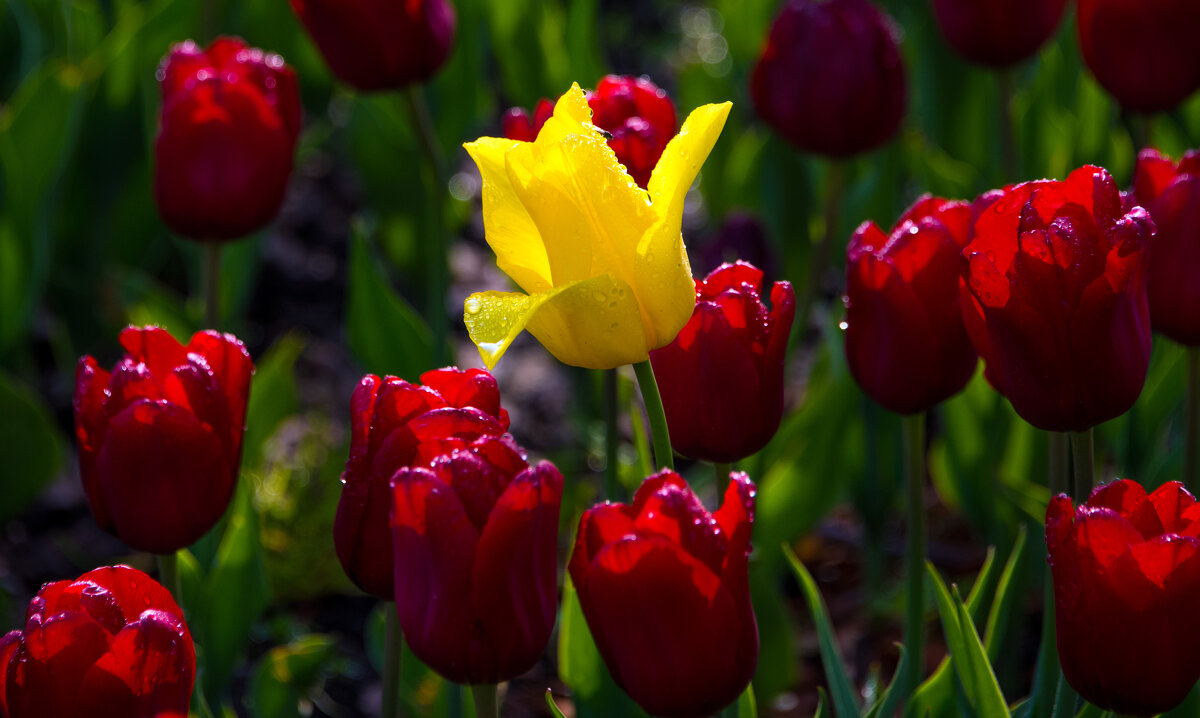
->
[795,160,846,340]
[155,552,181,604]
[899,412,927,703]
[1048,432,1069,497]
[403,85,449,366]
[632,360,673,472]
[1069,429,1095,498]
[470,684,499,718]
[381,609,403,718]
[204,243,220,329]
[604,369,620,500]
[1034,431,1071,718]
[1186,349,1199,494]
[997,69,1017,182]
[714,462,733,496]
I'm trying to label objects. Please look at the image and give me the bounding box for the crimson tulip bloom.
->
[391,434,562,684]
[1133,149,1200,346]
[844,196,977,414]
[288,0,456,91]
[0,566,194,718]
[1047,480,1200,716]
[1077,0,1200,113]
[335,368,510,600]
[569,470,758,718]
[503,75,677,188]
[154,37,301,242]
[649,262,794,462]
[751,0,906,157]
[932,0,1068,67]
[960,165,1154,432]
[74,326,253,554]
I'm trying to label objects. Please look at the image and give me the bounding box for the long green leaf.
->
[784,544,860,718]
[545,690,568,718]
[927,563,1009,717]
[984,526,1028,659]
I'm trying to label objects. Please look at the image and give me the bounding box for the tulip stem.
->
[470,684,499,718]
[1049,432,1070,497]
[381,609,403,718]
[900,411,927,703]
[795,160,846,340]
[604,369,621,500]
[156,551,181,604]
[997,69,1017,181]
[204,243,220,329]
[714,462,733,496]
[633,360,674,471]
[1069,429,1095,497]
[1186,349,1199,494]
[403,85,449,366]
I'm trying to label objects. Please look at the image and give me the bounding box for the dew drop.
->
[465,297,482,315]
[592,291,607,302]
[838,321,849,331]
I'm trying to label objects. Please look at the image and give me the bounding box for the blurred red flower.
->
[1134,148,1200,345]
[932,0,1068,67]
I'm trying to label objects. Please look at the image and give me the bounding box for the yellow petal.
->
[648,101,733,225]
[633,215,697,351]
[463,274,648,370]
[463,137,553,294]
[534,83,596,147]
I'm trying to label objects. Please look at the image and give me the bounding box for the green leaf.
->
[241,333,303,468]
[983,526,1028,660]
[926,563,1010,718]
[737,685,758,718]
[813,688,831,718]
[345,224,432,380]
[0,370,64,524]
[545,690,568,718]
[783,544,860,718]
[249,635,336,718]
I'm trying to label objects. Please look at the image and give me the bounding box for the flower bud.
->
[1133,148,1200,345]
[74,326,254,554]
[154,37,301,242]
[751,0,906,157]
[650,262,794,462]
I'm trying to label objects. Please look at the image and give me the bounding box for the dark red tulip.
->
[650,262,794,462]
[1047,479,1200,716]
[568,470,758,718]
[932,0,1068,67]
[154,37,301,242]
[960,165,1154,432]
[391,434,562,684]
[751,0,906,157]
[502,76,677,188]
[1077,0,1200,113]
[288,0,456,91]
[0,566,194,718]
[1133,148,1200,346]
[844,195,978,414]
[74,326,253,554]
[335,368,511,600]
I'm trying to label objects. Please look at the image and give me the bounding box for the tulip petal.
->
[7,612,113,717]
[647,101,732,229]
[74,567,186,628]
[0,630,20,714]
[464,273,648,370]
[77,610,194,717]
[472,462,563,683]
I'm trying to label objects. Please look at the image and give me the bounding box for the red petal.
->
[1134,148,1178,205]
[77,609,194,716]
[700,261,764,299]
[365,379,446,460]
[0,630,21,714]
[1148,481,1197,535]
[185,331,254,453]
[569,503,638,585]
[73,567,185,629]
[118,327,187,381]
[6,612,112,717]
[419,367,507,429]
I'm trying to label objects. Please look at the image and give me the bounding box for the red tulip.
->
[391,434,562,684]
[844,195,978,414]
[960,165,1153,432]
[154,37,301,242]
[649,261,794,462]
[1077,0,1200,113]
[568,470,758,718]
[931,0,1068,67]
[74,326,253,554]
[335,368,511,600]
[1133,148,1200,346]
[1047,479,1200,716]
[502,76,677,189]
[751,0,906,157]
[0,566,194,718]
[288,0,456,91]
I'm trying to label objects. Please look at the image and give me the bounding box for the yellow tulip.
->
[462,84,732,370]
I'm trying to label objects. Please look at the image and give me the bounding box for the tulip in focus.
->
[1077,0,1200,113]
[288,0,456,92]
[751,0,906,157]
[960,165,1153,432]
[1047,479,1200,716]
[0,566,194,718]
[154,37,302,242]
[649,261,794,462]
[391,434,562,684]
[569,470,758,717]
[74,326,254,554]
[335,368,510,599]
[844,195,978,414]
[931,0,1068,67]
[1133,148,1200,345]
[463,84,731,370]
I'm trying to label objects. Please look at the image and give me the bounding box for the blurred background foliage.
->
[2,0,1200,716]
